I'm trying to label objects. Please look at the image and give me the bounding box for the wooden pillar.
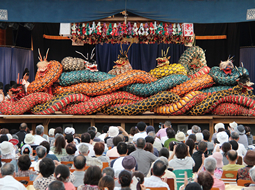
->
[0,29,6,45]
[42,119,50,135]
[91,119,95,127]
[121,122,125,130]
[31,123,36,134]
[209,120,214,140]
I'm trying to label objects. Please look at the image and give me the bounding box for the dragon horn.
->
[165,47,170,57]
[45,48,50,61]
[161,49,163,57]
[38,48,43,61]
[75,51,88,60]
[241,62,244,74]
[235,66,242,75]
[90,47,95,59]
[126,42,133,54]
[120,43,123,54]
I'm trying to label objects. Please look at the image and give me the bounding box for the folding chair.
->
[109,157,119,160]
[146,187,168,190]
[211,188,220,190]
[61,161,73,167]
[221,170,238,184]
[237,179,252,187]
[166,178,174,190]
[14,176,30,187]
[173,169,193,190]
[1,159,12,163]
[102,162,109,171]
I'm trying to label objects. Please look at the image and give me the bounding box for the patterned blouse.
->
[15,170,37,181]
[77,184,100,190]
[33,175,55,190]
[237,166,253,180]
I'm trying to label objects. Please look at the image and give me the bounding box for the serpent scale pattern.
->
[62,92,143,115]
[212,103,255,116]
[188,66,211,79]
[27,60,63,94]
[53,70,157,96]
[0,92,53,115]
[104,91,180,115]
[200,86,233,93]
[154,91,207,115]
[209,67,249,86]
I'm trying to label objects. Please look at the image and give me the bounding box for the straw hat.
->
[175,131,185,142]
[24,134,35,144]
[0,141,14,155]
[108,126,119,138]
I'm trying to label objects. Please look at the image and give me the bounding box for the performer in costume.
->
[22,68,30,93]
[4,84,12,101]
[0,82,4,102]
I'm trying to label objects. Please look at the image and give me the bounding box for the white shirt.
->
[98,133,107,141]
[75,143,95,157]
[33,135,47,145]
[0,94,4,102]
[237,143,247,157]
[22,80,30,93]
[111,157,125,177]
[144,175,170,190]
[0,175,26,190]
[133,131,147,143]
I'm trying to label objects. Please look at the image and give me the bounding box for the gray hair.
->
[231,132,239,140]
[249,166,255,182]
[196,133,204,142]
[102,167,115,178]
[36,145,47,158]
[148,131,156,138]
[1,163,15,176]
[204,157,217,172]
[20,123,27,130]
[35,125,44,135]
[78,143,89,154]
[48,181,65,190]
[192,125,201,134]
[156,156,169,167]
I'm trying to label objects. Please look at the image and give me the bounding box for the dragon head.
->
[37,48,50,77]
[220,56,234,75]
[236,63,254,92]
[9,84,26,101]
[114,43,132,68]
[156,47,170,67]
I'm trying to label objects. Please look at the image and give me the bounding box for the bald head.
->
[20,123,27,130]
[227,150,238,161]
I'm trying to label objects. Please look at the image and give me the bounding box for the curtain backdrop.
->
[96,43,186,73]
[240,47,255,86]
[0,47,34,92]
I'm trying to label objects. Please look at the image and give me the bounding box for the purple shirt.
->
[156,128,167,138]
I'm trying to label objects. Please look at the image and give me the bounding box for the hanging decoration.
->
[70,22,193,45]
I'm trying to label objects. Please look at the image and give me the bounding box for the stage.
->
[1,113,255,135]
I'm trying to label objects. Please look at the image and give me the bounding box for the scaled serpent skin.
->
[200,86,233,93]
[103,91,180,115]
[209,67,249,86]
[32,93,89,115]
[149,63,187,79]
[53,70,157,96]
[204,95,255,114]
[27,60,63,94]
[188,66,211,79]
[170,74,215,96]
[154,91,207,115]
[189,86,255,116]
[212,103,255,116]
[0,92,53,115]
[62,91,143,115]
[61,57,85,71]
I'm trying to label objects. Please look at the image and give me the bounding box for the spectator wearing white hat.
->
[235,125,249,149]
[175,131,186,143]
[228,121,238,131]
[105,126,119,148]
[211,123,225,142]
[213,131,229,153]
[0,141,15,159]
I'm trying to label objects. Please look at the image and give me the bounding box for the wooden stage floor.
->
[0,112,255,135]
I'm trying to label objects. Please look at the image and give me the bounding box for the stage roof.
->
[1,0,255,23]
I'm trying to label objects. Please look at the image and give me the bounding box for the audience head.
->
[113,136,123,147]
[118,170,132,188]
[24,134,34,145]
[197,141,207,152]
[204,157,217,173]
[78,144,89,155]
[54,127,63,136]
[54,135,66,154]
[55,164,70,182]
[175,131,185,142]
[137,122,146,132]
[117,142,128,155]
[122,155,136,171]
[188,134,196,142]
[146,125,155,134]
[102,125,109,133]
[195,133,203,142]
[136,138,146,148]
[88,130,96,140]
[40,141,50,154]
[98,175,115,190]
[191,125,201,134]
[229,140,238,151]
[185,182,202,190]
[153,160,166,177]
[21,144,32,156]
[88,126,97,133]
[48,181,65,190]
[197,171,214,190]
[36,145,47,159]
[20,123,27,130]
[169,141,177,151]
[64,127,75,135]
[148,131,156,139]
[74,155,86,170]
[65,134,73,143]
[166,128,175,139]
[66,143,77,155]
[48,128,55,137]
[227,150,238,161]
[244,150,255,166]
[133,171,144,190]
[145,135,155,144]
[210,152,223,169]
[39,158,55,177]
[159,147,169,159]
[81,133,91,143]
[84,166,102,185]
[130,126,138,136]
[231,131,239,140]
[202,129,210,141]
[249,166,255,182]
[1,163,15,176]
[102,167,115,178]
[221,142,231,154]
[144,142,153,153]
[214,123,225,132]
[35,125,44,135]
[0,128,9,134]
[216,131,229,145]
[218,128,225,133]
[0,134,8,143]
[18,155,31,171]
[185,139,195,156]
[164,121,171,128]
[127,143,136,155]
[235,124,246,135]
[94,142,105,156]
[175,143,188,159]
[245,126,251,136]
